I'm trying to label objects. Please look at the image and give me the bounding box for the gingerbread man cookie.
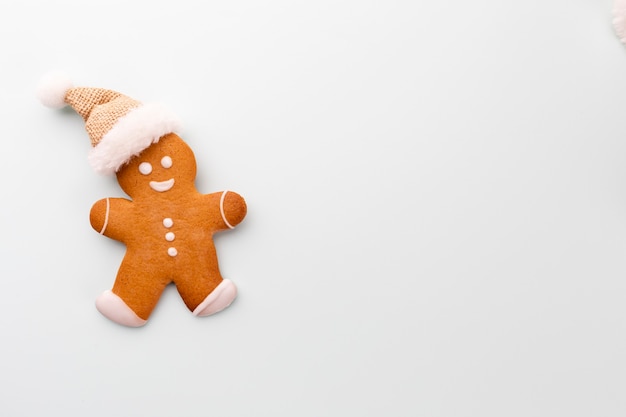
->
[37,74,247,327]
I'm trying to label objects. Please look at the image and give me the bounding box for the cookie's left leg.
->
[174,257,237,317]
[192,279,237,317]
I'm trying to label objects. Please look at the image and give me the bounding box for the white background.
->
[0,0,625,416]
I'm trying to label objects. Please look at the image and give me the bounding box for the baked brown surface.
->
[89,133,246,320]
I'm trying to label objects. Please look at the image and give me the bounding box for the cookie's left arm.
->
[208,191,247,230]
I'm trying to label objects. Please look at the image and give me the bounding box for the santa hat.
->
[37,73,181,175]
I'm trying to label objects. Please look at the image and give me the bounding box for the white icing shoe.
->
[95,290,147,327]
[192,279,237,317]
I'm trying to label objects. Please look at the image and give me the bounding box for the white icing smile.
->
[149,178,175,192]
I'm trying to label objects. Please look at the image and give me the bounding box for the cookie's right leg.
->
[96,258,169,327]
[95,290,147,327]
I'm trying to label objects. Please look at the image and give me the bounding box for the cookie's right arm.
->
[90,198,133,241]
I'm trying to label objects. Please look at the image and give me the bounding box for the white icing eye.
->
[161,156,173,169]
[139,162,153,175]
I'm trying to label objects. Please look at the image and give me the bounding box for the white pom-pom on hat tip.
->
[37,72,73,108]
[614,0,626,43]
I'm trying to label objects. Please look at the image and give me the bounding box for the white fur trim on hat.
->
[88,102,182,175]
[37,72,73,109]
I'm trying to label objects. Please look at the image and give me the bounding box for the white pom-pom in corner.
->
[614,0,626,43]
[36,72,73,108]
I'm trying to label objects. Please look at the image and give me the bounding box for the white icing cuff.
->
[192,279,237,316]
[99,198,110,235]
[95,290,147,327]
[219,191,235,229]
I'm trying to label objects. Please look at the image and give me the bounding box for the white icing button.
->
[165,232,175,242]
[168,247,178,257]
[163,218,173,228]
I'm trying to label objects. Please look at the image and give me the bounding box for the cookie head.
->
[116,133,197,198]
